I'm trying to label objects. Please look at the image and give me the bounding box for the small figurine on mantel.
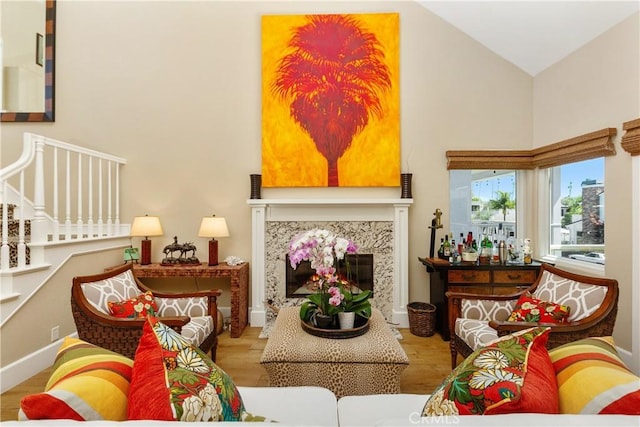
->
[161,236,199,266]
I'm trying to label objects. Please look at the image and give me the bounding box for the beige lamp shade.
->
[198,216,230,239]
[130,215,164,237]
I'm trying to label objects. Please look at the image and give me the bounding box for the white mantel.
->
[247,198,413,327]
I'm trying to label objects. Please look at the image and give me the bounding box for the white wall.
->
[532,12,639,353]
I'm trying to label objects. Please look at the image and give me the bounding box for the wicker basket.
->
[407,302,436,337]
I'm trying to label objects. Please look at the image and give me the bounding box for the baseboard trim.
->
[0,332,78,394]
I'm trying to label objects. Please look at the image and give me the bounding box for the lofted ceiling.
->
[418,1,640,76]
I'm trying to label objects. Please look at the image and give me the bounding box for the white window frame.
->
[536,165,606,277]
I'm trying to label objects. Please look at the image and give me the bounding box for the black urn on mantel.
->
[400,173,413,199]
[250,174,262,199]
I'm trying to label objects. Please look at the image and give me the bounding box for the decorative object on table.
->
[179,241,199,264]
[428,208,443,258]
[523,238,533,264]
[198,215,230,266]
[130,214,163,265]
[123,247,139,264]
[250,174,262,199]
[161,236,199,265]
[161,236,181,264]
[400,173,412,198]
[406,302,436,337]
[224,255,244,266]
[288,229,372,334]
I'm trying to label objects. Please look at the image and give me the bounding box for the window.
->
[548,158,605,265]
[450,169,517,245]
[446,127,616,269]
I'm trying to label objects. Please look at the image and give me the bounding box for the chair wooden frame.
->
[446,263,619,369]
[71,263,221,360]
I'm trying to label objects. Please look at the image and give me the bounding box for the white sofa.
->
[5,386,640,427]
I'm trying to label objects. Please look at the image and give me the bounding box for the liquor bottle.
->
[458,233,465,254]
[466,231,473,248]
[437,237,445,259]
[450,239,457,262]
[443,235,451,258]
[491,240,500,264]
[507,231,517,262]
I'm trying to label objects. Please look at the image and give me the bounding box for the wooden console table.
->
[114,262,249,338]
[418,257,543,341]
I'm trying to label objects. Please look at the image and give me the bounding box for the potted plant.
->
[288,229,368,328]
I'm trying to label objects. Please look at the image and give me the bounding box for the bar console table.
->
[110,262,249,338]
[418,257,542,341]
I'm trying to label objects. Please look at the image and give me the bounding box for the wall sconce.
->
[198,215,229,266]
[130,215,163,265]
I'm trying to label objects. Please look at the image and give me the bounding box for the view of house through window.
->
[450,169,517,251]
[549,158,605,265]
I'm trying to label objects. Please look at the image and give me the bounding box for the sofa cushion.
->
[507,292,570,323]
[107,291,158,318]
[548,336,640,414]
[127,316,246,421]
[19,337,133,421]
[422,327,558,416]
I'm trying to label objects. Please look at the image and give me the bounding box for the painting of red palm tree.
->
[262,13,399,187]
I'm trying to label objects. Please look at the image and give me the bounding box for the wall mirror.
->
[1,0,55,122]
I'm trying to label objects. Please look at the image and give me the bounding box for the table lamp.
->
[198,215,229,266]
[130,215,163,265]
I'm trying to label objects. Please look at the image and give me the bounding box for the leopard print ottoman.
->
[260,307,409,398]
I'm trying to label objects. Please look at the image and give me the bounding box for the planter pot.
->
[314,314,335,329]
[338,312,355,329]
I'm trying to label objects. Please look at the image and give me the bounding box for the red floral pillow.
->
[422,327,558,416]
[507,292,570,323]
[107,291,157,318]
[127,316,247,421]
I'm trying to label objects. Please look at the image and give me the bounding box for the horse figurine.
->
[161,236,182,265]
[179,241,199,264]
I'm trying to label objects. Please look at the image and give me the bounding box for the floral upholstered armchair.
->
[446,262,619,369]
[71,263,221,360]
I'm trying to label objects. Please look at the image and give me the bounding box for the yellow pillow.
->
[19,337,133,420]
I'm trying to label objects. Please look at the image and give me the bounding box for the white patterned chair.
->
[71,263,220,360]
[446,263,618,368]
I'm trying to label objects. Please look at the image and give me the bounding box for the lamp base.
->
[141,239,152,265]
[208,239,219,266]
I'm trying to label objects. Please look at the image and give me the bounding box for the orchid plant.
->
[288,229,371,324]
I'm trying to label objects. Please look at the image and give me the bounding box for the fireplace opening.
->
[285,254,374,298]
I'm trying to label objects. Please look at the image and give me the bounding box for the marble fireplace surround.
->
[247,199,413,328]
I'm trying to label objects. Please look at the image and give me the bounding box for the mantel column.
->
[250,203,267,327]
[393,203,410,327]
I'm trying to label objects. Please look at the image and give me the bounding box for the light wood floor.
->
[0,326,454,421]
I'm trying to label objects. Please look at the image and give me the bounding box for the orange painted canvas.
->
[262,13,400,188]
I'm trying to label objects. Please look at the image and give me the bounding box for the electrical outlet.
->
[51,326,60,342]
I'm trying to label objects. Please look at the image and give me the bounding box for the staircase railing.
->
[1,133,128,271]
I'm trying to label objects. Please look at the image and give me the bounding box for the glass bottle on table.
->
[442,235,451,259]
[491,239,500,264]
